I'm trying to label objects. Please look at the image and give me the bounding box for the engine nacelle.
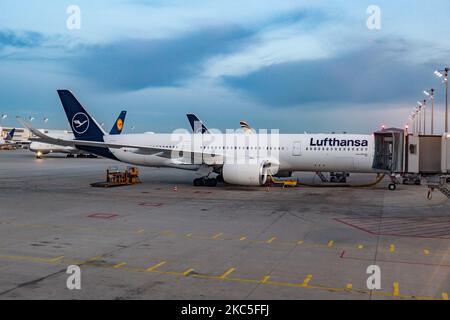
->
[222,159,279,186]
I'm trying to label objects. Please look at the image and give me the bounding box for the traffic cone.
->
[173,185,178,192]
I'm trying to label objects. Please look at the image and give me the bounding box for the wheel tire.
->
[205,178,217,187]
[388,183,396,191]
[415,179,421,185]
[216,174,224,183]
[193,178,205,187]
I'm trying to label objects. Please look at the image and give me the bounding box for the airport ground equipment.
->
[267,176,298,187]
[402,174,421,185]
[314,172,350,184]
[91,166,141,188]
[373,128,450,194]
[297,173,385,188]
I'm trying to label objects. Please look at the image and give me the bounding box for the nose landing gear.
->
[388,174,401,191]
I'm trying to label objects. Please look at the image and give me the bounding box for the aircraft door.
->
[292,141,302,156]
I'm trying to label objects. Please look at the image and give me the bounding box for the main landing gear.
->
[193,174,222,187]
[193,177,218,187]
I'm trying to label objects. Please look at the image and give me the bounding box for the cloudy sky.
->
[0,0,449,133]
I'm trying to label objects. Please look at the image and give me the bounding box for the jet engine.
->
[222,159,279,186]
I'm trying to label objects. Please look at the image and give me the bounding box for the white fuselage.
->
[103,133,375,173]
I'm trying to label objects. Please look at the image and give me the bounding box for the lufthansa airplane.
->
[19,90,376,187]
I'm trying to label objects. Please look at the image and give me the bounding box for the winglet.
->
[17,116,74,147]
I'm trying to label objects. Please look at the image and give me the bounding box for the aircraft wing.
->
[18,116,166,151]
[17,116,228,160]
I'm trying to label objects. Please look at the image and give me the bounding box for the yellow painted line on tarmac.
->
[186,233,193,237]
[357,244,364,250]
[136,229,145,234]
[113,262,127,269]
[0,254,64,264]
[302,275,313,287]
[206,276,260,284]
[266,237,277,244]
[182,268,195,276]
[390,244,395,253]
[0,251,445,301]
[327,240,334,248]
[220,268,236,279]
[393,282,400,297]
[146,261,167,272]
[423,249,430,255]
[297,240,304,245]
[346,283,353,290]
[87,256,102,262]
[212,233,223,240]
[48,256,65,263]
[239,237,247,241]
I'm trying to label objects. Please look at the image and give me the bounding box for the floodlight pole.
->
[446,68,449,133]
[417,113,420,134]
[416,113,419,134]
[430,89,435,135]
[418,108,422,134]
[415,116,418,134]
[423,100,427,135]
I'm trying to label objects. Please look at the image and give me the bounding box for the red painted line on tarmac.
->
[334,218,378,236]
[139,202,163,207]
[86,213,118,219]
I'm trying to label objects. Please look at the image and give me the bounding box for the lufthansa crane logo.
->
[72,112,90,134]
[116,118,123,131]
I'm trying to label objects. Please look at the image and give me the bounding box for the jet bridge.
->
[372,128,450,196]
[372,128,405,173]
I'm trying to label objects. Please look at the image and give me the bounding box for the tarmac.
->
[0,149,449,300]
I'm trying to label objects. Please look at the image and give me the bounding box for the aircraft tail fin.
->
[5,128,15,140]
[240,120,255,134]
[57,90,106,141]
[186,114,209,134]
[109,111,127,135]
